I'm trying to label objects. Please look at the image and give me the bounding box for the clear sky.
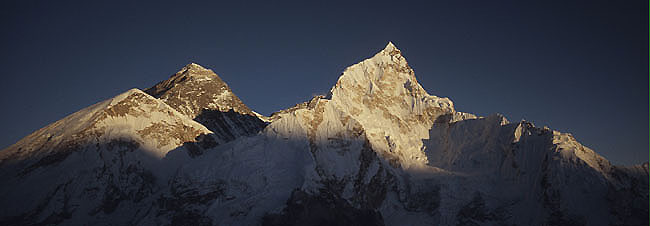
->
[0,1,647,165]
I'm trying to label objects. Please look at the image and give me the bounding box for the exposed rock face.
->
[145,63,266,143]
[0,43,647,226]
[145,63,252,117]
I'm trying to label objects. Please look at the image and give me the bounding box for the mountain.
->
[145,63,266,144]
[0,43,647,226]
[0,88,216,225]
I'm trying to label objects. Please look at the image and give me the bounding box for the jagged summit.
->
[322,42,458,167]
[146,63,217,96]
[185,62,208,70]
[382,41,399,54]
[108,88,146,105]
[177,62,214,77]
[145,63,266,143]
[329,41,434,102]
[146,63,218,98]
[145,63,253,118]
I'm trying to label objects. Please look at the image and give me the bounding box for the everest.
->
[0,42,647,226]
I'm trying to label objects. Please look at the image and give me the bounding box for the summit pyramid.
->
[145,63,266,143]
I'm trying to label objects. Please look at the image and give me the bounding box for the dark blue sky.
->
[1,1,647,165]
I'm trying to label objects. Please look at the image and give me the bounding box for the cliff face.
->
[0,43,646,226]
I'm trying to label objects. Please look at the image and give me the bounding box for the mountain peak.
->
[172,62,214,79]
[0,87,211,163]
[144,64,266,142]
[325,42,455,166]
[110,88,145,103]
[145,64,254,118]
[383,41,399,53]
[181,62,210,73]
[329,42,450,109]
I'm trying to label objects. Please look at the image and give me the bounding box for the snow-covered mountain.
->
[0,43,647,226]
